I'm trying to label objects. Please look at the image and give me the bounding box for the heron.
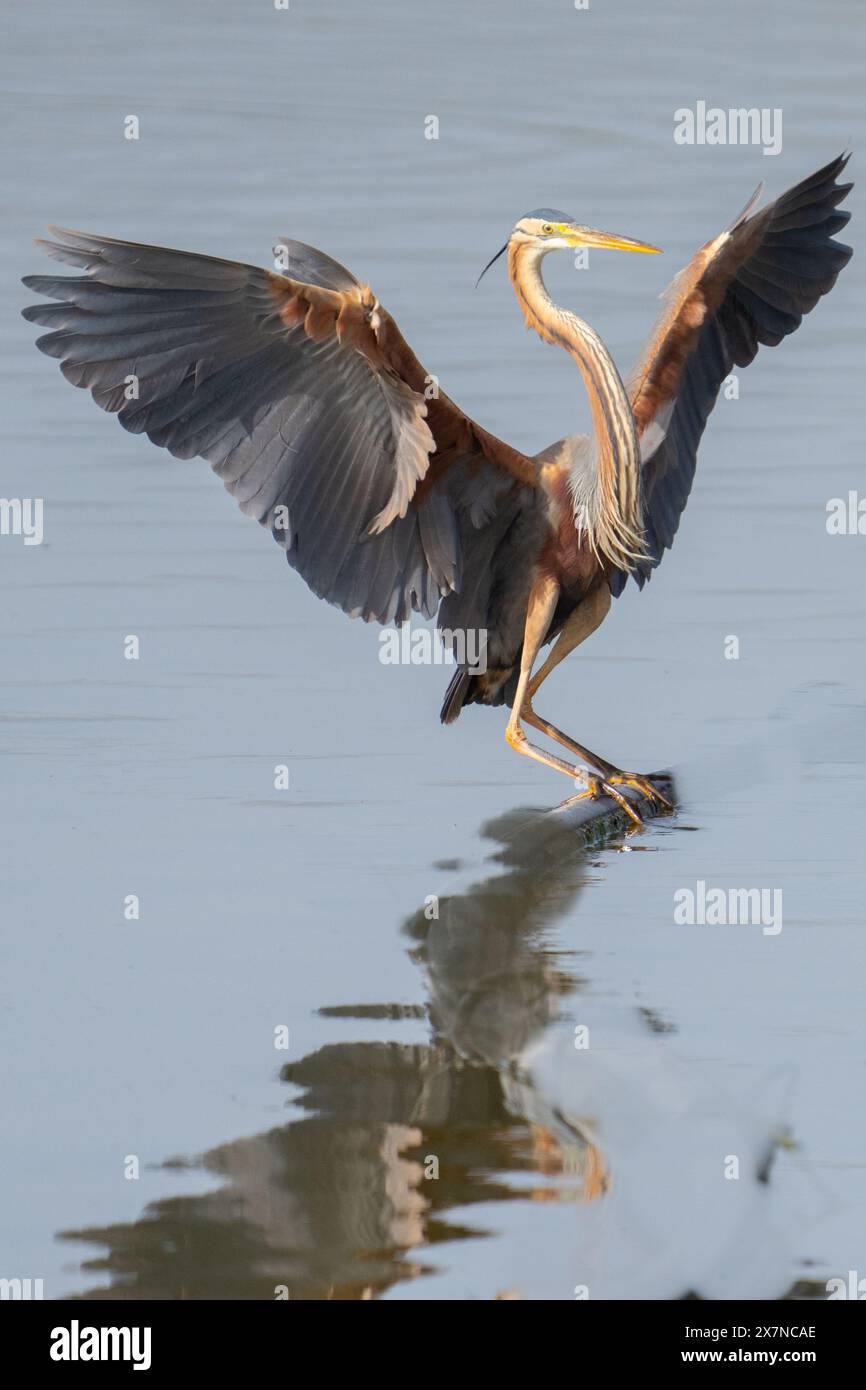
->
[23,154,852,824]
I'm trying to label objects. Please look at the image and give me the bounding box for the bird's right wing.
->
[23,228,537,624]
[610,152,853,595]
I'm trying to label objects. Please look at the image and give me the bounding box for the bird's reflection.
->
[59,786,797,1300]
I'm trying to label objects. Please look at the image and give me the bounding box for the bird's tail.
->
[440,665,518,723]
[440,667,472,724]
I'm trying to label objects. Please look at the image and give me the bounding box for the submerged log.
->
[546,771,676,845]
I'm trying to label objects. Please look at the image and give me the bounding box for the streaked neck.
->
[508,241,647,571]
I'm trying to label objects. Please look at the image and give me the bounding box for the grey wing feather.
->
[611,153,853,597]
[271,238,359,291]
[22,229,454,623]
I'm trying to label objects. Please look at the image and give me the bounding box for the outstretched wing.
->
[23,229,537,623]
[610,152,853,595]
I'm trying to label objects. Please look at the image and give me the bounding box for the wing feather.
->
[614,153,853,594]
[23,229,537,624]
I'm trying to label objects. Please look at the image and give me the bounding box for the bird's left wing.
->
[23,229,537,623]
[611,152,853,595]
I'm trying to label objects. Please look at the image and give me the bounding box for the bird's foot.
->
[572,767,672,826]
[573,770,645,827]
[605,770,673,813]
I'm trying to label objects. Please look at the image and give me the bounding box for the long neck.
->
[508,241,647,571]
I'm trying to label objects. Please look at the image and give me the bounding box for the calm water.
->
[2,0,864,1299]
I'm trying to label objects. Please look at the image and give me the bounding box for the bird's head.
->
[477,209,661,284]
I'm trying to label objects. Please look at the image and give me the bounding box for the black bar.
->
[5,1296,864,1374]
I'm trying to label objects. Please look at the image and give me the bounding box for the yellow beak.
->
[563,225,662,254]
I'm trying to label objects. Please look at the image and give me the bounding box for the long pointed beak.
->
[569,227,662,254]
[476,241,508,287]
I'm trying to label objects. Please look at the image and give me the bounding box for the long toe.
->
[610,771,672,811]
[601,780,644,827]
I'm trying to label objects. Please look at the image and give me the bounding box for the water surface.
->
[2,0,864,1299]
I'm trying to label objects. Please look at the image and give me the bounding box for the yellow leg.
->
[504,581,643,824]
[527,704,672,814]
[504,577,595,784]
[509,583,671,822]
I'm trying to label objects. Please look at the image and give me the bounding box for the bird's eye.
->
[542,223,553,235]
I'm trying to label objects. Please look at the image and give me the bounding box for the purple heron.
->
[23,154,852,824]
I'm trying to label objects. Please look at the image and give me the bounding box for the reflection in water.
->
[60,792,795,1300]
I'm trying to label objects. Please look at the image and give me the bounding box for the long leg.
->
[505,579,645,823]
[520,585,672,816]
[505,576,587,781]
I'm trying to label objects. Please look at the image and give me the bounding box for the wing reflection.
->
[59,785,795,1300]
